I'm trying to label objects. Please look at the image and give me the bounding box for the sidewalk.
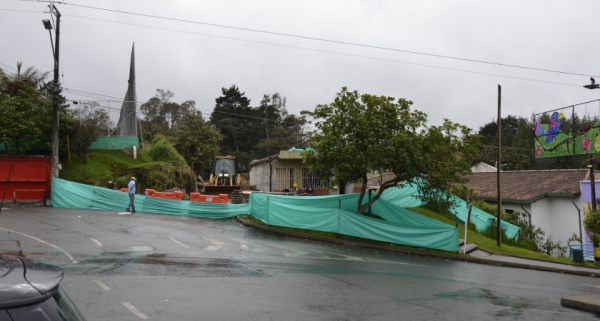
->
[235,216,600,316]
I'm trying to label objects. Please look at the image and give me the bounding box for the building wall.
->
[250,161,275,192]
[530,197,583,251]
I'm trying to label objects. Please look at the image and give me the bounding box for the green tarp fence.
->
[248,190,459,252]
[449,195,520,240]
[88,137,139,150]
[51,178,460,251]
[51,178,249,218]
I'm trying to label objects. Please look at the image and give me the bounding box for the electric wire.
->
[62,13,582,88]
[64,2,598,78]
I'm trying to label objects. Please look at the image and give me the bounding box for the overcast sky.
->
[2,1,600,132]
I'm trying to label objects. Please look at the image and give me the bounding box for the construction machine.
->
[203,156,248,195]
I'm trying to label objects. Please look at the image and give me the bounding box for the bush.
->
[148,135,187,166]
[584,209,600,246]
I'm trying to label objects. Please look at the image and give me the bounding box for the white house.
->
[464,169,588,250]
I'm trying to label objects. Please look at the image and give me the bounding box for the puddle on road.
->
[64,253,267,278]
[435,287,563,318]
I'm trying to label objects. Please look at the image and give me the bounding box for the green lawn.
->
[61,150,152,185]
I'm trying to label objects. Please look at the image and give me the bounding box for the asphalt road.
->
[0,205,599,320]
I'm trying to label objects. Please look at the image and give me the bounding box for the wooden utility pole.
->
[497,85,502,246]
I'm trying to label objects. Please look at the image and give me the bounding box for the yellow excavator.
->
[203,156,248,195]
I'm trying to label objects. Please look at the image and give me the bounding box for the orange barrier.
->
[189,192,228,204]
[145,188,184,200]
[119,188,129,193]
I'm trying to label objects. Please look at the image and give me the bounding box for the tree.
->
[172,110,223,176]
[210,85,255,156]
[70,102,113,162]
[0,64,54,153]
[304,87,479,214]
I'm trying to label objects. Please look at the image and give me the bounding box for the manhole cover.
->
[127,245,154,252]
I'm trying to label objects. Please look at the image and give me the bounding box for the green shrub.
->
[148,135,187,166]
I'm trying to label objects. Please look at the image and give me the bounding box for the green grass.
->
[61,150,152,185]
[408,207,594,266]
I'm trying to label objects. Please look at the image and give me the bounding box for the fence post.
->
[266,196,270,224]
[337,199,341,237]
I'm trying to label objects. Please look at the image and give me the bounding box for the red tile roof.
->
[464,169,588,203]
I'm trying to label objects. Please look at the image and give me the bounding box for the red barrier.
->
[145,188,184,200]
[189,193,228,204]
[119,188,129,193]
[0,156,51,204]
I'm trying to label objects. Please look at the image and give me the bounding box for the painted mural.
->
[534,111,600,158]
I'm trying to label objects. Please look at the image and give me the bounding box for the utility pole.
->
[497,85,502,246]
[43,3,61,178]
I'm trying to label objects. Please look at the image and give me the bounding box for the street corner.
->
[561,295,600,316]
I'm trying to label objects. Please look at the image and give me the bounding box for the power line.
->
[61,13,582,88]
[64,3,598,78]
[0,8,41,13]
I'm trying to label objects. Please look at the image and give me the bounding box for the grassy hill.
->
[60,149,153,188]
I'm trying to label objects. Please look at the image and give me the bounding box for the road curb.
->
[235,216,599,278]
[561,296,600,316]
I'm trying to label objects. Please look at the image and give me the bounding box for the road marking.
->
[118,212,132,215]
[205,239,224,251]
[0,227,77,263]
[89,238,102,247]
[122,302,148,319]
[231,238,269,252]
[584,284,600,289]
[169,237,190,249]
[93,280,111,291]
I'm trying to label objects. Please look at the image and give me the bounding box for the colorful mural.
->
[534,111,600,158]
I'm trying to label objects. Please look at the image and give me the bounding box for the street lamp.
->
[585,81,599,211]
[42,6,61,178]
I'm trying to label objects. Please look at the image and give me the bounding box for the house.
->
[464,169,589,249]
[249,150,330,194]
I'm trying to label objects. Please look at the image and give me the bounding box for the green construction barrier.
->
[450,195,520,240]
[248,190,459,252]
[51,178,248,218]
[51,178,460,252]
[89,137,139,150]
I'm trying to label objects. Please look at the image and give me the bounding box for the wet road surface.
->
[0,205,599,320]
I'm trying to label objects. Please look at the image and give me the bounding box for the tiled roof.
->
[464,169,588,202]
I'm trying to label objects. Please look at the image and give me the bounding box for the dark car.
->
[0,254,86,320]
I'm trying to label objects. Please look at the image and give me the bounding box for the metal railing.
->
[568,243,595,262]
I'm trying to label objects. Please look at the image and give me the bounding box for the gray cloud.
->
[2,0,600,132]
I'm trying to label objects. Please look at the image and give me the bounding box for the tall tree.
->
[0,64,74,154]
[172,110,223,176]
[304,87,479,214]
[70,102,113,162]
[210,85,254,156]
[139,89,194,144]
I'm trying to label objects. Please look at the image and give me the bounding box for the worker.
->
[291,183,299,193]
[305,184,315,195]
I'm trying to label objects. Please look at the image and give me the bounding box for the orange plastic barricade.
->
[120,188,129,193]
[189,193,228,204]
[144,189,183,200]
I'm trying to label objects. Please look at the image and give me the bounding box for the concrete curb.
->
[234,216,600,278]
[561,296,600,316]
